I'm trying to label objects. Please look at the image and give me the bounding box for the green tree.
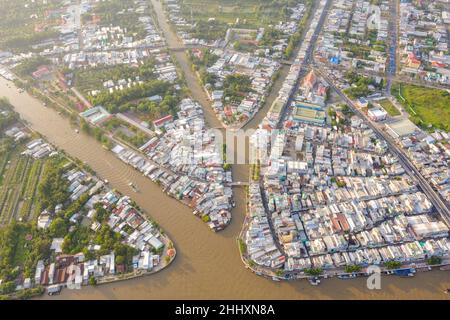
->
[344,265,361,273]
[88,276,97,286]
[115,255,125,265]
[305,268,323,276]
[48,218,68,238]
[0,281,16,295]
[385,261,402,269]
[426,256,442,266]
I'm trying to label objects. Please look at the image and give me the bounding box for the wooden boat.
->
[128,182,139,192]
[308,277,321,286]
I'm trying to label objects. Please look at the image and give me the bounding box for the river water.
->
[1,65,449,302]
[0,0,448,299]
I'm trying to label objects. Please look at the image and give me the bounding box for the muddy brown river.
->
[1,73,449,301]
[0,0,448,300]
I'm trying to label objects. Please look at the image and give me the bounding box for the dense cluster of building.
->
[41,0,164,56]
[262,0,329,130]
[245,64,449,274]
[396,128,450,205]
[112,99,233,231]
[3,125,30,143]
[35,187,168,292]
[164,0,308,56]
[399,1,449,84]
[0,65,15,81]
[316,0,389,75]
[0,0,166,73]
[203,49,280,128]
[63,47,159,69]
[245,183,284,269]
[153,52,179,83]
[59,0,165,69]
[274,3,307,37]
[22,138,57,159]
[80,18,163,52]
[15,139,171,294]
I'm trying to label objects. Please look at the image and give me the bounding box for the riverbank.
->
[6,66,234,233]
[2,71,450,300]
[2,1,449,300]
[0,117,177,299]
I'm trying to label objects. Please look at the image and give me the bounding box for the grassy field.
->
[177,0,311,41]
[10,223,32,267]
[378,99,400,117]
[392,83,450,131]
[179,0,296,26]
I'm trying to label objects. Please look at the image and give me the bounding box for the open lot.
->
[378,99,400,117]
[179,0,301,27]
[392,83,450,131]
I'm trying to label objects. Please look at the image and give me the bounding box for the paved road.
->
[276,0,332,129]
[386,0,399,95]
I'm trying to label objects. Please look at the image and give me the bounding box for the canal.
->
[1,62,449,303]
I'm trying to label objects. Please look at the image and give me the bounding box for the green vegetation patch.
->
[391,83,450,131]
[177,0,311,41]
[89,79,177,114]
[223,74,253,104]
[0,0,60,52]
[344,71,383,99]
[83,0,149,40]
[378,99,400,117]
[74,60,156,96]
[0,222,52,282]
[13,57,51,78]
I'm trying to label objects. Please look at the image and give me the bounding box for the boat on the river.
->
[338,273,357,280]
[394,268,416,277]
[272,276,281,282]
[128,182,139,192]
[47,284,61,296]
[308,277,321,286]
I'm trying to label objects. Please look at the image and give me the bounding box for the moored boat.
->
[308,277,321,286]
[394,268,416,277]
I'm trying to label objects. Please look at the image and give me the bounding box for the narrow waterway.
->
[150,0,220,129]
[1,72,449,301]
